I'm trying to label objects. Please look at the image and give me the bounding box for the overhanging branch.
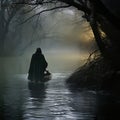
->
[20,5,71,24]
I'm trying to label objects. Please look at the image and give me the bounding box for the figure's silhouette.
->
[28,48,48,82]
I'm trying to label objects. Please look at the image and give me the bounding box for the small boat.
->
[28,70,52,83]
[42,70,52,82]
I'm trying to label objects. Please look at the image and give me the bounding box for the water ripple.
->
[0,73,96,120]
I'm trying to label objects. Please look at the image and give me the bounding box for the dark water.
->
[0,73,96,120]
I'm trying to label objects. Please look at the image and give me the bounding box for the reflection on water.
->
[0,73,96,120]
[28,82,47,100]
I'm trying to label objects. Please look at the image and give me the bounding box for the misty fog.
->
[0,6,96,76]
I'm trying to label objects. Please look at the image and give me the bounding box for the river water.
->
[0,73,96,120]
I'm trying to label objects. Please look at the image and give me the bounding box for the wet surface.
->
[0,73,96,120]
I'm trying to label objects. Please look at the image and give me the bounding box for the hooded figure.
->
[28,48,48,82]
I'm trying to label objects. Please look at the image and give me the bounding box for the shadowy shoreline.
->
[66,56,120,120]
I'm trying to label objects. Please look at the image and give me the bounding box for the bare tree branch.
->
[20,4,71,24]
[23,5,38,14]
[12,0,57,5]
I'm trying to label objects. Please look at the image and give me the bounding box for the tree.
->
[3,0,120,69]
[0,0,30,55]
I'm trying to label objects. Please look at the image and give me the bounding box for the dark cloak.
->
[28,52,48,82]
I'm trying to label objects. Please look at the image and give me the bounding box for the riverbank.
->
[66,52,120,120]
[66,54,120,92]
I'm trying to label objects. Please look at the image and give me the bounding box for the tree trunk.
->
[89,1,106,58]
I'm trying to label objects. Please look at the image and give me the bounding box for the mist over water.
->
[0,6,95,77]
[0,50,87,76]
